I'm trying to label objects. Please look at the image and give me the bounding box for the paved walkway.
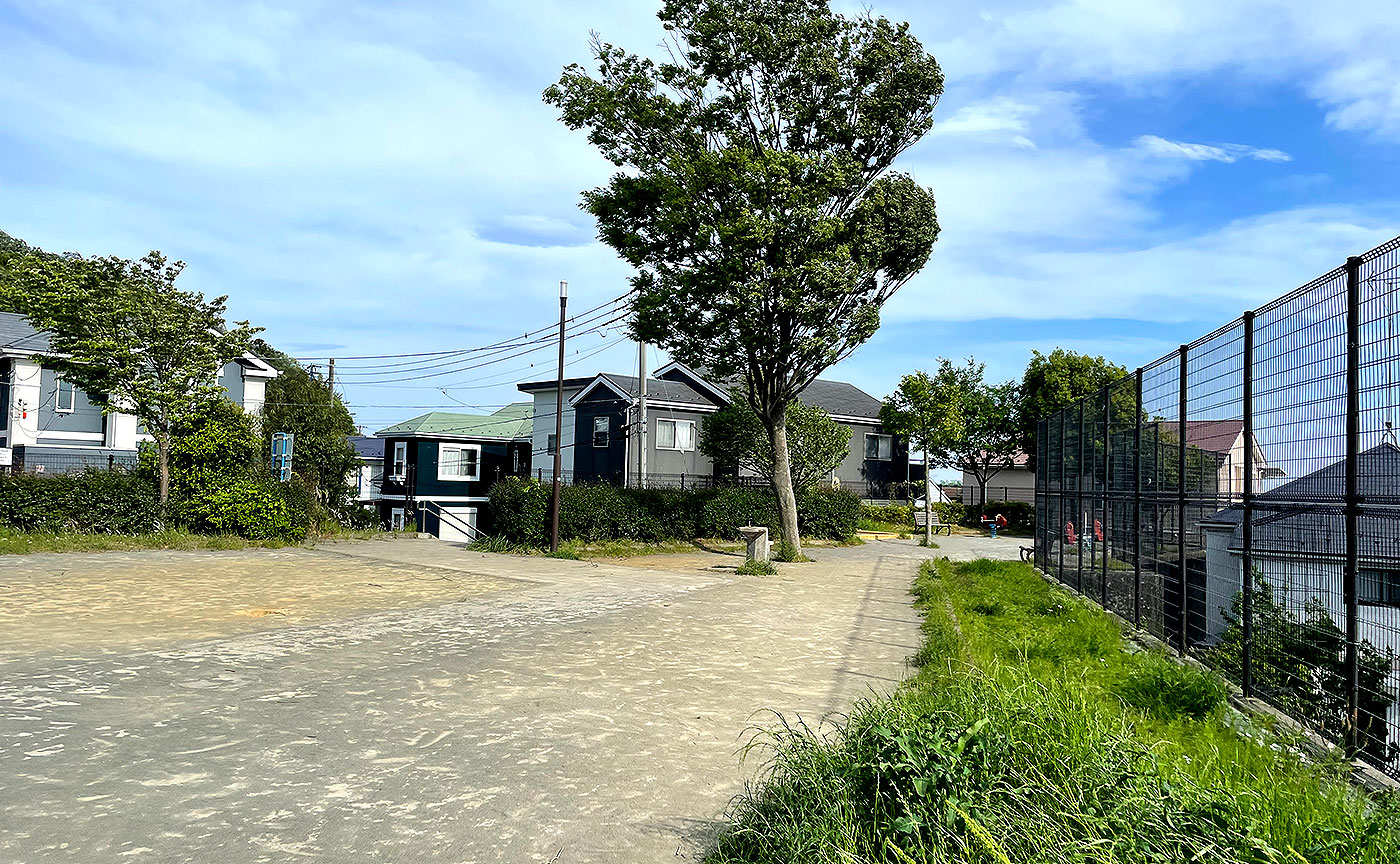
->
[0,535,1021,863]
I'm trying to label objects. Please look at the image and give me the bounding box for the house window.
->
[390,508,406,531]
[438,444,480,481]
[54,376,76,413]
[1360,569,1400,606]
[655,418,695,451]
[392,442,407,478]
[864,433,893,461]
[546,433,557,455]
[593,416,610,448]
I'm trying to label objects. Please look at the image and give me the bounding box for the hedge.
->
[0,470,161,534]
[488,478,859,546]
[963,500,1034,531]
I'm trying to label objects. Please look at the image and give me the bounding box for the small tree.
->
[4,252,259,505]
[880,364,965,545]
[955,378,1022,509]
[701,398,851,494]
[255,340,359,516]
[545,0,943,554]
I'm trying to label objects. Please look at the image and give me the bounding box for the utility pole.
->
[550,281,568,553]
[637,340,647,489]
[327,357,335,391]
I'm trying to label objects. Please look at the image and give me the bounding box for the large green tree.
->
[254,340,359,515]
[700,398,851,494]
[3,252,259,504]
[955,378,1022,508]
[545,0,942,554]
[880,363,966,545]
[1019,348,1128,471]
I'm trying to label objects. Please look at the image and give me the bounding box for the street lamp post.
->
[550,281,568,552]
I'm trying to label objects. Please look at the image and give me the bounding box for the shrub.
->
[931,501,965,526]
[736,557,777,576]
[486,479,858,546]
[184,476,307,541]
[0,469,160,534]
[963,500,1032,530]
[862,503,913,527]
[1114,653,1226,722]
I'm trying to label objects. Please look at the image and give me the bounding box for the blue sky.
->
[2,0,1398,432]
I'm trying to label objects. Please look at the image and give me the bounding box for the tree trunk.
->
[923,447,932,547]
[978,475,987,509]
[156,433,170,507]
[768,408,801,556]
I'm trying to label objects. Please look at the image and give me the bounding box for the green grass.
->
[468,535,744,560]
[736,558,779,576]
[704,557,1400,864]
[0,527,396,555]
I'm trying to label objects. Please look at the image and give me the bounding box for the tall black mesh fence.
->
[1035,234,1400,777]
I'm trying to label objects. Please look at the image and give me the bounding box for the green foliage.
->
[0,469,159,533]
[1019,348,1130,468]
[964,500,1033,530]
[545,0,942,551]
[736,558,778,576]
[932,501,966,526]
[486,478,858,546]
[1209,574,1398,766]
[881,364,966,465]
[138,398,309,542]
[1115,653,1227,722]
[254,339,360,515]
[771,540,809,563]
[701,398,851,493]
[2,250,261,501]
[706,557,1400,864]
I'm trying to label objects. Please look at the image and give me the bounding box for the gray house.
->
[519,361,910,494]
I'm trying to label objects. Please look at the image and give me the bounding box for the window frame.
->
[1360,568,1400,607]
[593,415,610,449]
[864,433,893,461]
[655,418,696,452]
[391,442,408,479]
[437,443,481,482]
[54,375,76,414]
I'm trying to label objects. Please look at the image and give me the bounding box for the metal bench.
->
[912,510,953,536]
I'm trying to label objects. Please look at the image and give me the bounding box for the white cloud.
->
[1132,135,1292,164]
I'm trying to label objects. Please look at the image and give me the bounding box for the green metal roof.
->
[376,402,534,439]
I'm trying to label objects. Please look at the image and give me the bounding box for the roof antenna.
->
[1385,420,1398,448]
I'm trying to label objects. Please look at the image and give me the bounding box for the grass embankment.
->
[0,527,398,555]
[706,558,1400,864]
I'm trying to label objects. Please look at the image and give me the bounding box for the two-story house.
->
[374,403,534,538]
[517,361,909,495]
[0,311,278,472]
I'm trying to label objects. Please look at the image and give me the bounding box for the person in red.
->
[989,512,1007,538]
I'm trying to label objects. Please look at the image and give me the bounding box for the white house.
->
[0,311,278,469]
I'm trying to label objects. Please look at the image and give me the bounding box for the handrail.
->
[419,500,483,543]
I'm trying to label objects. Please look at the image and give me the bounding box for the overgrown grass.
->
[0,526,395,555]
[704,557,1400,863]
[736,558,779,576]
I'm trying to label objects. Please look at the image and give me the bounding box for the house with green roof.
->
[374,402,533,539]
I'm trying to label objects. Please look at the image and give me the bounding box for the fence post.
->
[1176,343,1189,656]
[1344,255,1363,754]
[1078,399,1086,593]
[1102,389,1110,608]
[1133,368,1143,629]
[1058,409,1066,583]
[1242,310,1255,698]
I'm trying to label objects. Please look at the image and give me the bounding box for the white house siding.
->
[960,465,1036,503]
[6,360,42,447]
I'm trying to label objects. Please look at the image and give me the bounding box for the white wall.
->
[8,360,42,446]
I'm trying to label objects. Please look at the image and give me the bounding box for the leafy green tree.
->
[701,398,851,494]
[3,252,259,504]
[544,0,942,554]
[956,378,1022,509]
[881,364,966,545]
[1019,349,1129,471]
[253,340,359,515]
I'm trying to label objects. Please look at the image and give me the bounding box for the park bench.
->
[912,510,953,536]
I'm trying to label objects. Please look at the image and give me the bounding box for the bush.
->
[861,503,913,527]
[487,478,858,546]
[963,500,1032,530]
[183,476,307,541]
[931,501,965,526]
[0,469,160,533]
